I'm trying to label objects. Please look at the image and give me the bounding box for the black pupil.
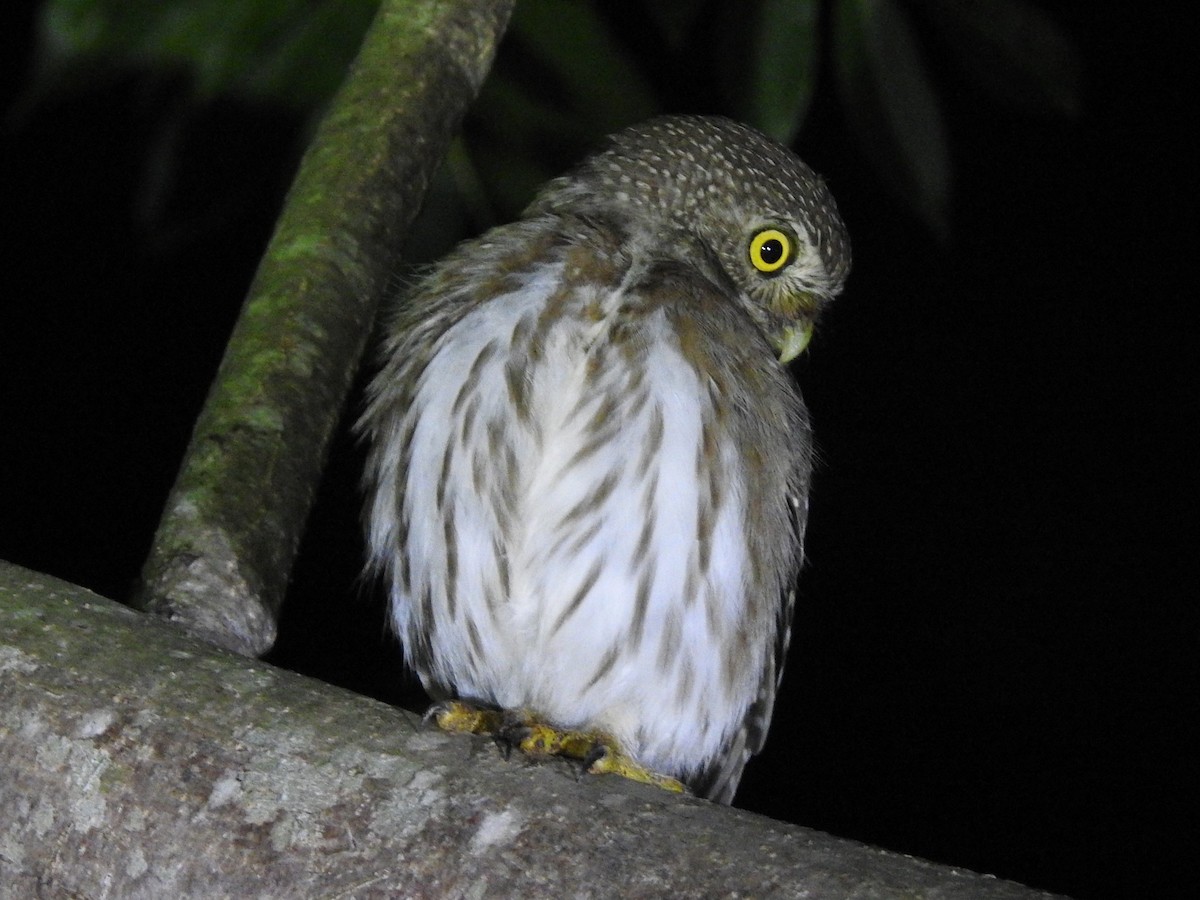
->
[759,238,784,265]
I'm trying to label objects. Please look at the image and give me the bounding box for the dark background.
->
[2,4,1195,899]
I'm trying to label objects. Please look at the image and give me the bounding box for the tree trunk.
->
[2,561,1064,899]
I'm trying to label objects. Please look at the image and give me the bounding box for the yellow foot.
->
[581,743,686,794]
[423,699,505,735]
[423,701,686,795]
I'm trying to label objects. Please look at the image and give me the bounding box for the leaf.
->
[642,0,708,51]
[465,0,658,218]
[466,73,586,218]
[507,0,656,135]
[921,0,1082,117]
[833,0,950,234]
[746,0,821,144]
[36,0,379,107]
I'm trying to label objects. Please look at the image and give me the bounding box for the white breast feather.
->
[391,268,760,776]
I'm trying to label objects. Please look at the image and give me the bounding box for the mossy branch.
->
[134,0,515,656]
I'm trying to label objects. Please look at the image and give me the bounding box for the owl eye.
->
[748,229,793,274]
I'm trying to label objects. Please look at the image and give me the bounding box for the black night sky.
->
[2,4,1195,899]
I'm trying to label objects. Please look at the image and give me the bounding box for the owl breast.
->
[379,244,793,779]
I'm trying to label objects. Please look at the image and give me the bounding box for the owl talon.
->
[582,743,687,794]
[500,718,686,794]
[425,702,684,794]
[491,710,536,759]
[424,699,505,735]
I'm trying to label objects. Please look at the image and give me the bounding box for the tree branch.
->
[2,562,1062,898]
[134,0,515,657]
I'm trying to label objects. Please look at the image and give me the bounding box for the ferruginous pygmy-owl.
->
[360,115,850,803]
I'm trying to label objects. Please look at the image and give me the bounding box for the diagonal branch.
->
[134,0,515,656]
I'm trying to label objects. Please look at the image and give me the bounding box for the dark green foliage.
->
[30,0,1081,243]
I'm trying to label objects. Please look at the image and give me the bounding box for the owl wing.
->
[687,489,805,804]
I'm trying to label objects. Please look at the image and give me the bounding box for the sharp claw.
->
[422,700,454,728]
[494,720,530,759]
[581,742,609,772]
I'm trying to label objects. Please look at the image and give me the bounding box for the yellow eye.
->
[749,229,793,273]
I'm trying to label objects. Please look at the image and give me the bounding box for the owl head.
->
[527,115,851,362]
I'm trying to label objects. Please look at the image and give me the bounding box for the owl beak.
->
[775,323,813,364]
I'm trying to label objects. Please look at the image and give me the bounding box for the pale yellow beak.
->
[775,323,813,364]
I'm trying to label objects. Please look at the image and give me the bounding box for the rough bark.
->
[134,0,516,657]
[2,562,1065,899]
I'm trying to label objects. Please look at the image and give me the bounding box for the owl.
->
[360,115,849,803]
